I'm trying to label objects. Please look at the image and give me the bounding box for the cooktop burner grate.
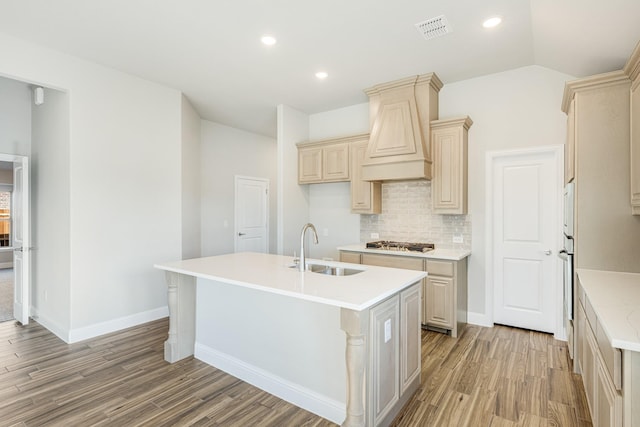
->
[366,241,435,253]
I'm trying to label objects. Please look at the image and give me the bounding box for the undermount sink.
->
[288,261,364,276]
[307,263,364,276]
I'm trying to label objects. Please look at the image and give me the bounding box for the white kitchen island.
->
[154,252,426,427]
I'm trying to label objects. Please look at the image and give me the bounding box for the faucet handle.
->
[292,251,299,265]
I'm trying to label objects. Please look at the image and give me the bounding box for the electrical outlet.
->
[371,232,380,239]
[323,228,329,237]
[453,234,464,243]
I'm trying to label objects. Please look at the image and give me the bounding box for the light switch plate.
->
[371,232,380,239]
[453,234,464,243]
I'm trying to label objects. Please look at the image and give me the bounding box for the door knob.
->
[544,249,552,255]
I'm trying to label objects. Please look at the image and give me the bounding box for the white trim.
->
[67,306,169,343]
[30,307,69,342]
[485,145,564,336]
[276,105,285,255]
[467,311,493,328]
[195,342,345,425]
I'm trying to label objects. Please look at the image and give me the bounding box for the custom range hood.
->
[361,73,443,181]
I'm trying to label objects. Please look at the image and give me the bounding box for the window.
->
[0,192,10,247]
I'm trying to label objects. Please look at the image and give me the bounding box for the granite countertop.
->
[155,252,426,312]
[577,268,640,352]
[337,243,471,261]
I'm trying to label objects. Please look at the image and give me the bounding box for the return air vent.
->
[415,15,452,40]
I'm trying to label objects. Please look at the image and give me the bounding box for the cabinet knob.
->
[544,249,552,255]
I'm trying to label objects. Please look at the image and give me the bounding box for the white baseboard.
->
[467,311,493,328]
[195,343,345,425]
[67,306,169,344]
[30,307,70,342]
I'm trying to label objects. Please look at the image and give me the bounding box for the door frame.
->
[234,175,269,253]
[485,145,564,339]
[0,153,30,325]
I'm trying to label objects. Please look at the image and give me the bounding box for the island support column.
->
[164,271,196,363]
[340,307,370,427]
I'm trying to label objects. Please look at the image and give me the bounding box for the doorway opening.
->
[0,162,14,322]
[485,145,564,338]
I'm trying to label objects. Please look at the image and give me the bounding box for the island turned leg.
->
[164,271,196,363]
[340,308,369,427]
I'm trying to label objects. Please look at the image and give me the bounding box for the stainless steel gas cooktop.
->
[365,241,435,253]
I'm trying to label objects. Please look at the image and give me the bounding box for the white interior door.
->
[12,157,30,325]
[492,149,560,333]
[235,176,269,253]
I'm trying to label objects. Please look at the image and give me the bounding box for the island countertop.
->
[577,268,640,352]
[154,252,427,311]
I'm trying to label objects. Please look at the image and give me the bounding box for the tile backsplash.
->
[359,181,471,250]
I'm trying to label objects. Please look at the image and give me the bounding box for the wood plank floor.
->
[0,318,591,426]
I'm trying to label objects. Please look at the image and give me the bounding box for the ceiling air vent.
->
[415,15,452,40]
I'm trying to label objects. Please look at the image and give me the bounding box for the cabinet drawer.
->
[596,317,622,390]
[426,260,454,277]
[362,253,424,271]
[340,251,362,264]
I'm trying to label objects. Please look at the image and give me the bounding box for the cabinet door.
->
[425,275,453,329]
[298,147,322,183]
[351,140,381,213]
[400,284,421,395]
[596,358,623,427]
[322,143,349,181]
[565,98,576,184]
[369,296,400,425]
[431,117,470,214]
[575,300,586,374]
[583,322,598,417]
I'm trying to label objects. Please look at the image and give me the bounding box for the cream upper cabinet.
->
[430,116,473,214]
[625,41,640,214]
[566,98,576,184]
[351,137,381,214]
[298,146,322,183]
[297,138,350,184]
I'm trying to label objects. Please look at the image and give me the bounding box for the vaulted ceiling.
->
[1,0,639,137]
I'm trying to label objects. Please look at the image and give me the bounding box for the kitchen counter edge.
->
[338,244,471,261]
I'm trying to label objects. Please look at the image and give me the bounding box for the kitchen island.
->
[154,252,426,426]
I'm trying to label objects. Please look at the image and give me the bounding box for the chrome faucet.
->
[298,223,319,272]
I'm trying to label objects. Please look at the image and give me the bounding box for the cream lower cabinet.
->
[576,279,631,427]
[366,282,421,426]
[344,251,467,338]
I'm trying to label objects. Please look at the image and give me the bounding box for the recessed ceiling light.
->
[482,16,502,28]
[315,71,328,80]
[261,35,277,46]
